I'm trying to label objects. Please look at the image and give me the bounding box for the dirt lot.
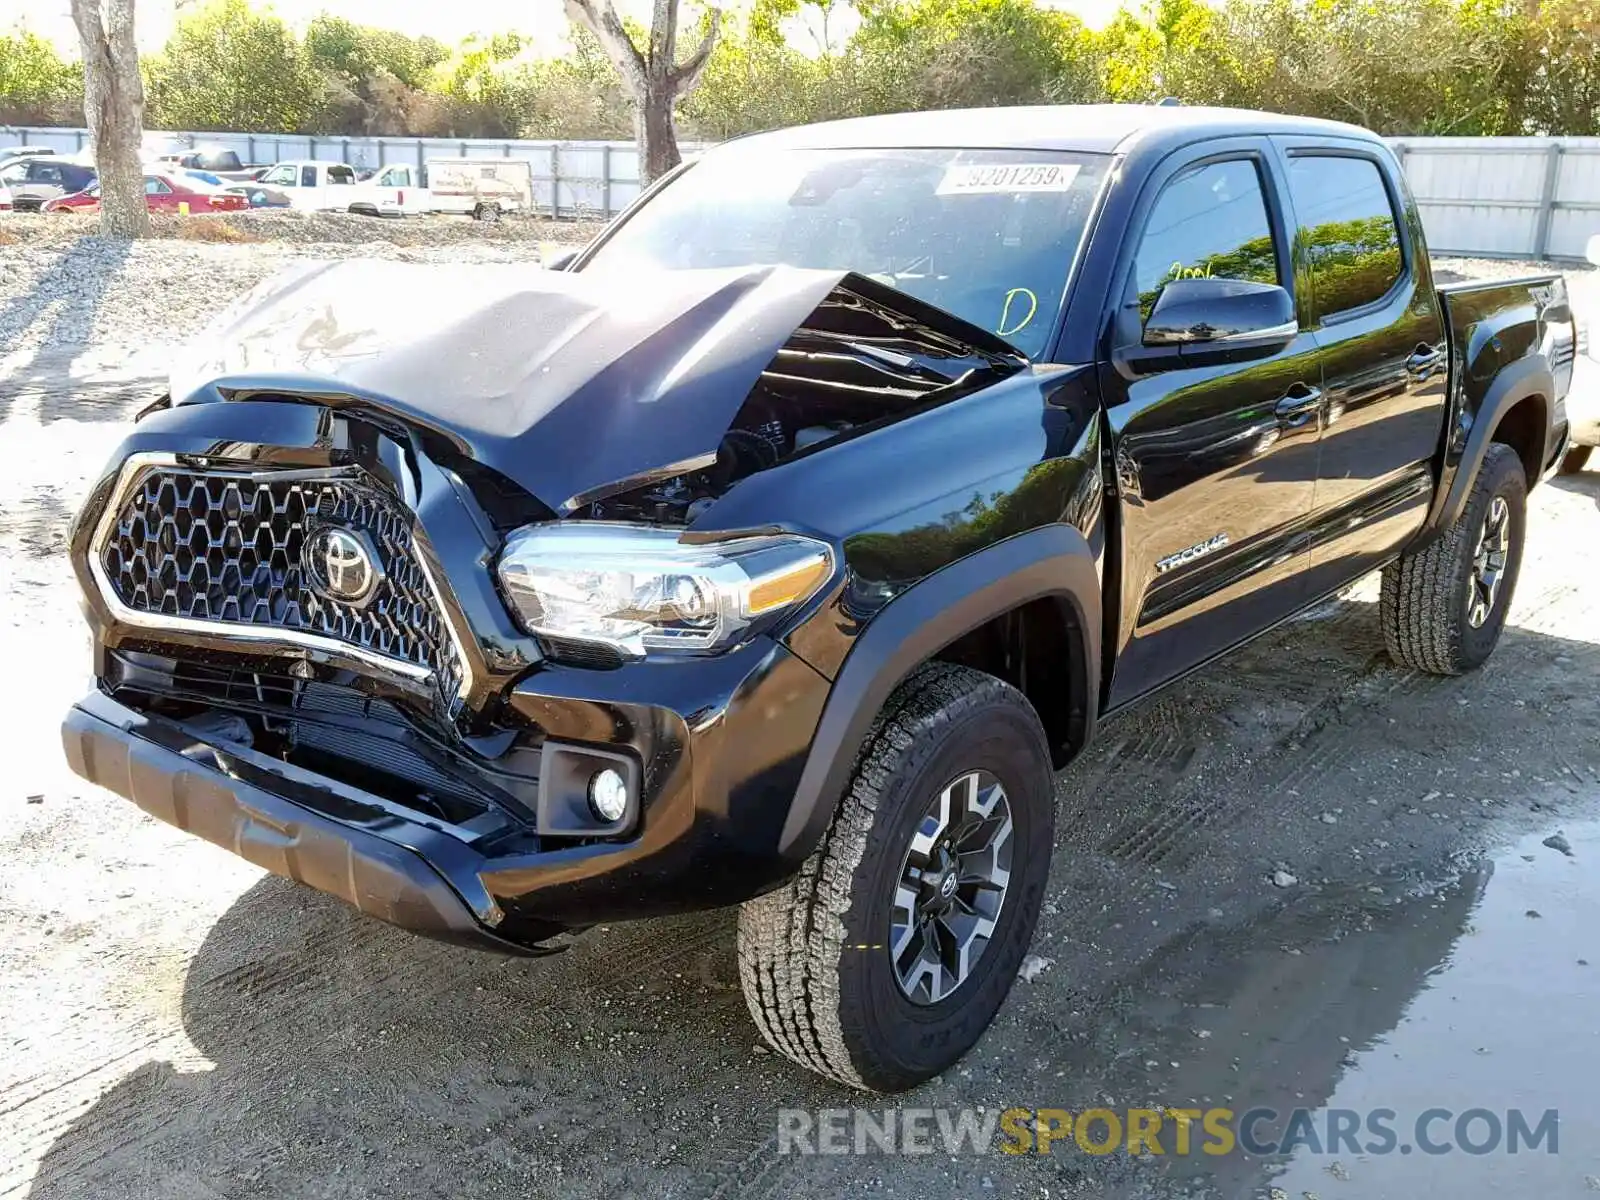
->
[1,229,1597,1199]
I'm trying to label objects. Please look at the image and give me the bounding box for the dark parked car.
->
[62,105,1573,1092]
[155,145,267,182]
[0,157,95,212]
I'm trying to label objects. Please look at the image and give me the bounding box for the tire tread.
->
[1380,442,1524,676]
[736,662,1035,1091]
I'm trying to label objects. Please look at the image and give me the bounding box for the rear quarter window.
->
[1287,155,1404,321]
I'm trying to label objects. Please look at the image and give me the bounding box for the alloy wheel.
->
[1467,495,1510,629]
[889,770,1014,1005]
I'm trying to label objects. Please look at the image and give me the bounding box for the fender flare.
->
[1420,356,1552,542]
[776,524,1101,864]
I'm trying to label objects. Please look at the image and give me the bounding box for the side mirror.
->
[543,247,580,272]
[1143,277,1297,352]
[1586,233,1600,268]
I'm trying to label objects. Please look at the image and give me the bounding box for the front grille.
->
[96,464,463,700]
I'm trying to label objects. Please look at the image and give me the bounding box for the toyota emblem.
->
[304,526,382,606]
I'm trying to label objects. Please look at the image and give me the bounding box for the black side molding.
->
[777,524,1101,863]
[1416,355,1552,546]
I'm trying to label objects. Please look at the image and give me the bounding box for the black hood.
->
[171,260,1024,512]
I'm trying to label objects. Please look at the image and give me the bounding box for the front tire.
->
[737,663,1055,1092]
[1380,442,1527,675]
[1561,444,1592,475]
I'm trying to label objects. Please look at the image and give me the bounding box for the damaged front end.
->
[572,269,1028,523]
[63,261,1030,951]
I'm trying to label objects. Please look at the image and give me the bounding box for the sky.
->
[1,0,1125,56]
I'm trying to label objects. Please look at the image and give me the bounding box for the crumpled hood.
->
[169,259,874,512]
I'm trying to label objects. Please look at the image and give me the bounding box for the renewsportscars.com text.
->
[777,1106,1560,1157]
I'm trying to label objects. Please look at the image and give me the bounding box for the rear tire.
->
[737,662,1055,1092]
[473,203,501,223]
[1561,445,1592,475]
[1380,442,1526,675]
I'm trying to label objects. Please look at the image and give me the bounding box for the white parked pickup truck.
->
[345,163,430,218]
[342,158,533,221]
[243,160,360,212]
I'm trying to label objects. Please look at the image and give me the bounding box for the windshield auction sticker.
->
[935,162,1082,195]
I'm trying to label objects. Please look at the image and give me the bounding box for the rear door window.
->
[1287,155,1404,321]
[1132,158,1280,323]
[300,165,318,188]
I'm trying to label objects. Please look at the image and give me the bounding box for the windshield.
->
[583,146,1109,358]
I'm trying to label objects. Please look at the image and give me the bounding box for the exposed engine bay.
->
[588,282,1025,524]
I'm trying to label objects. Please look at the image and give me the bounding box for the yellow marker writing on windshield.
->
[998,287,1037,337]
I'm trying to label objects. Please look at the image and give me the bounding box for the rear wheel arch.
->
[776,524,1101,865]
[1490,391,1550,485]
[1419,357,1553,545]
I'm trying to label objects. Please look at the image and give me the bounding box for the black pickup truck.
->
[62,105,1575,1093]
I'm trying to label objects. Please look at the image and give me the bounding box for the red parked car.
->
[43,172,248,214]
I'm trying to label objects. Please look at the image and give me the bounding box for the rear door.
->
[1102,141,1325,707]
[1275,143,1448,590]
[19,160,66,206]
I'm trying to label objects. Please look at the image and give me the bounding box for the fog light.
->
[588,768,629,822]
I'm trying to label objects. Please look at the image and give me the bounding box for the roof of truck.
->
[726,105,1379,156]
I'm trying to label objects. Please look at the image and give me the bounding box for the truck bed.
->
[1435,268,1576,475]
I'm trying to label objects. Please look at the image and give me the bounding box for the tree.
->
[144,0,323,132]
[0,31,83,125]
[306,14,449,133]
[851,0,1103,112]
[70,0,147,239]
[563,0,722,182]
[431,33,541,137]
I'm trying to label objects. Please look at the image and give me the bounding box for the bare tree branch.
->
[563,0,648,94]
[650,0,679,68]
[670,9,722,91]
[566,0,721,183]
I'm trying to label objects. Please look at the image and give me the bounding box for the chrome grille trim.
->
[88,452,469,700]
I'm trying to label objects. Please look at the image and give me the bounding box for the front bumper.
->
[63,691,546,953]
[63,630,832,949]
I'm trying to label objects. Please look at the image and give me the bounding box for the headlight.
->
[497,522,833,660]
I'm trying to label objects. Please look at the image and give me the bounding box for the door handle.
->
[1407,344,1445,377]
[1274,383,1323,421]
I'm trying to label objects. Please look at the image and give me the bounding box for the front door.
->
[1103,147,1324,707]
[144,176,178,212]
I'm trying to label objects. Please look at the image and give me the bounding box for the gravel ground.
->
[0,236,1598,1198]
[0,212,581,366]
